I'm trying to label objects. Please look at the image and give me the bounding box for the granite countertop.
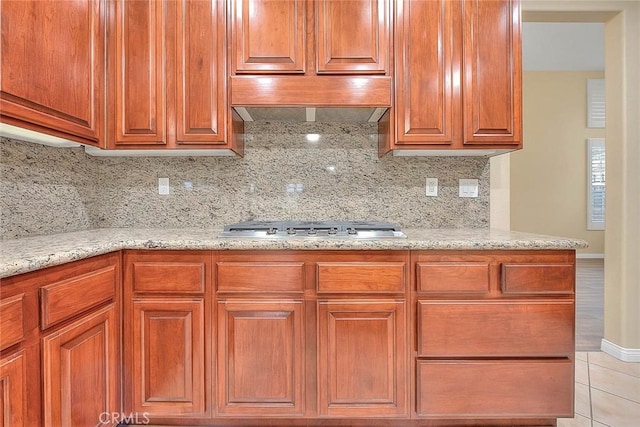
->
[0,228,588,279]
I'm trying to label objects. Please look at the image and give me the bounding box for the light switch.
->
[425,178,438,197]
[459,179,479,198]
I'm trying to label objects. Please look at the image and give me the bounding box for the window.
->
[587,138,605,230]
[587,79,605,128]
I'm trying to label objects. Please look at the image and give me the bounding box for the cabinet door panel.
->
[0,0,104,145]
[316,0,389,74]
[232,0,306,73]
[394,0,459,145]
[114,0,166,145]
[0,294,25,351]
[318,300,407,417]
[42,304,118,427]
[417,359,573,417]
[0,351,26,427]
[127,298,205,416]
[463,0,521,144]
[175,0,226,145]
[217,300,304,416]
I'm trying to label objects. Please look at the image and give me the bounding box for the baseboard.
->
[576,253,605,259]
[601,339,640,362]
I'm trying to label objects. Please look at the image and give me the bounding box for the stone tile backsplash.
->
[1,122,489,239]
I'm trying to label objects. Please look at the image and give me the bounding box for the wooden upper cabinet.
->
[394,0,459,145]
[0,0,105,146]
[388,0,521,152]
[316,0,389,74]
[110,0,231,148]
[113,0,166,146]
[231,0,306,73]
[463,0,522,145]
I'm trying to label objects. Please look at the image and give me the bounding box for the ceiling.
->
[522,22,605,71]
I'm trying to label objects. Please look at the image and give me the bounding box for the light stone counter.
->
[0,228,588,279]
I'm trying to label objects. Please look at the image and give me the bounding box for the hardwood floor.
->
[575,259,604,351]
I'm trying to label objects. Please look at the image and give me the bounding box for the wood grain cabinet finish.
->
[0,350,27,427]
[0,0,106,146]
[110,0,235,150]
[0,294,25,351]
[123,250,211,418]
[42,304,118,427]
[318,300,407,417]
[317,262,405,293]
[386,0,521,153]
[217,261,305,293]
[217,300,305,416]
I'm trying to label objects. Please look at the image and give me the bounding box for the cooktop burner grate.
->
[219,220,406,239]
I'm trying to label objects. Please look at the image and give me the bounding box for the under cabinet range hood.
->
[233,107,387,123]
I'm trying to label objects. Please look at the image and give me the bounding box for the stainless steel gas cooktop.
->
[219,220,407,239]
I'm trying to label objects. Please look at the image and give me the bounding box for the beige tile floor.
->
[557,351,640,427]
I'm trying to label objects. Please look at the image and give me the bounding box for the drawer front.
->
[502,264,574,294]
[417,262,489,294]
[418,301,574,357]
[217,262,305,293]
[132,261,206,294]
[40,265,116,330]
[417,359,574,417]
[317,262,405,293]
[0,294,25,350]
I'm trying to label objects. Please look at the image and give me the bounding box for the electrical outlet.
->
[459,179,479,198]
[158,178,170,195]
[425,178,438,196]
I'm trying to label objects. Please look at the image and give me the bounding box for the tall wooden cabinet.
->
[109,0,242,152]
[382,0,521,154]
[0,0,106,146]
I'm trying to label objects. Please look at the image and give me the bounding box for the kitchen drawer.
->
[40,265,116,330]
[417,262,489,294]
[216,262,305,293]
[128,251,209,294]
[0,293,25,350]
[317,262,405,293]
[416,359,574,417]
[502,263,574,294]
[417,300,574,357]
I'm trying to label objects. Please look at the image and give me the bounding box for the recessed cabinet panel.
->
[0,294,25,350]
[0,351,26,426]
[128,298,206,416]
[232,0,306,73]
[463,0,521,144]
[114,0,166,145]
[217,301,304,416]
[417,262,489,294]
[318,300,407,417]
[42,304,118,427]
[394,0,459,144]
[417,359,573,417]
[502,263,574,294]
[418,300,574,357]
[175,0,226,145]
[316,0,389,74]
[0,0,105,145]
[317,262,405,293]
[127,251,209,294]
[217,262,305,293]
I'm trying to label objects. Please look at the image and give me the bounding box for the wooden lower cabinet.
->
[126,298,206,417]
[42,303,118,427]
[0,350,27,427]
[317,300,407,417]
[217,300,305,416]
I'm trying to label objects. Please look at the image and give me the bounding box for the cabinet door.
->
[231,0,306,73]
[217,300,304,416]
[316,0,389,74]
[0,351,27,427]
[318,300,407,417]
[112,0,166,146]
[126,298,206,416]
[42,304,118,427]
[0,0,105,145]
[462,0,521,145]
[394,0,460,145]
[173,0,226,145]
